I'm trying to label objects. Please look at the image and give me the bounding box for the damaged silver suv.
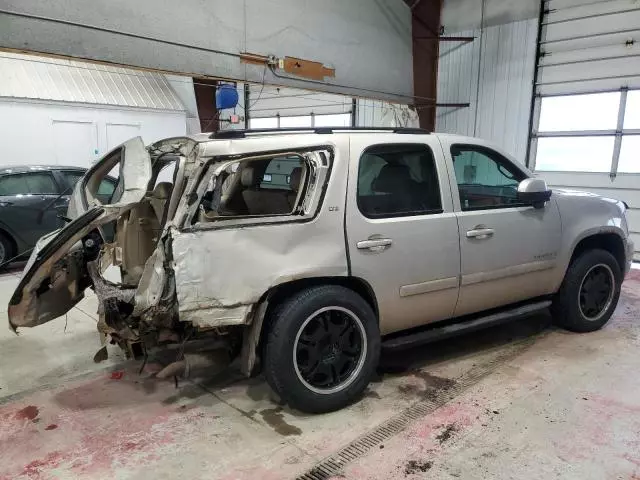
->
[8,128,634,413]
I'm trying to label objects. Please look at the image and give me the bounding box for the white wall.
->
[165,75,201,134]
[0,99,186,167]
[436,18,538,163]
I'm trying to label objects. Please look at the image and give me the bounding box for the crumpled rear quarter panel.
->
[171,146,349,328]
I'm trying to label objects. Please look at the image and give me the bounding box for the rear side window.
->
[357,144,442,218]
[0,172,58,195]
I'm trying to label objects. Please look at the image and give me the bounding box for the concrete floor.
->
[1,267,640,480]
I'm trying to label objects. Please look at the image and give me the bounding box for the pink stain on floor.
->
[0,373,220,479]
[21,451,65,478]
[14,406,39,421]
[553,392,640,464]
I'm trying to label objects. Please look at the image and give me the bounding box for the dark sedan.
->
[0,166,116,266]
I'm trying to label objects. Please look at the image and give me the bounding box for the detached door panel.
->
[447,144,562,317]
[346,139,460,335]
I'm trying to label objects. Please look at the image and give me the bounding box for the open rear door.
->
[8,137,152,331]
[68,137,152,217]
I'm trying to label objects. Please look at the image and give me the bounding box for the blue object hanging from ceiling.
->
[216,83,239,109]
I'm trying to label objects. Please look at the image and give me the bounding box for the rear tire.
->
[263,285,380,413]
[552,249,621,332]
[0,232,15,269]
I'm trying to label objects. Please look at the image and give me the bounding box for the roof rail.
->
[209,127,429,139]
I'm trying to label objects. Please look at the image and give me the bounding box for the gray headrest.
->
[372,164,411,193]
[241,167,257,187]
[290,167,302,192]
[152,182,172,200]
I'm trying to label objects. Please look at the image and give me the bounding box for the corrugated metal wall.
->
[0,52,184,111]
[436,19,538,162]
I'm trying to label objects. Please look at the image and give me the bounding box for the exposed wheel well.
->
[265,276,379,321]
[570,233,626,273]
[250,277,379,373]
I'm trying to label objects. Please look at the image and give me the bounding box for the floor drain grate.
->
[296,339,534,480]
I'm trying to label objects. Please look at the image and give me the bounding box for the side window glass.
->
[0,175,29,195]
[451,146,525,211]
[25,173,58,194]
[98,179,116,196]
[357,144,442,218]
[0,173,58,195]
[61,171,85,189]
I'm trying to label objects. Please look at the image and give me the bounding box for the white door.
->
[346,137,461,335]
[52,120,99,167]
[445,143,562,317]
[106,123,141,151]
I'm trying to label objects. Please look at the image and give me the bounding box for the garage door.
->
[529,0,640,260]
[247,84,353,128]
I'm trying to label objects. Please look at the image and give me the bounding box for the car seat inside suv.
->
[241,166,292,215]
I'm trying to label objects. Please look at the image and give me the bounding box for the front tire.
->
[552,249,622,332]
[263,285,380,413]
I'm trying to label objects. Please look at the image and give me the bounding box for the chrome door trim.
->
[399,276,459,297]
[461,259,556,286]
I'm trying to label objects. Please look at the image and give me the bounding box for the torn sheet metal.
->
[171,219,348,328]
[133,247,167,316]
[8,208,108,330]
[171,146,348,328]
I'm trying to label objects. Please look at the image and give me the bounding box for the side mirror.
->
[518,178,552,209]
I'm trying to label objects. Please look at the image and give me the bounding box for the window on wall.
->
[538,92,620,132]
[533,90,640,175]
[535,137,616,173]
[280,116,312,128]
[314,113,351,127]
[249,117,278,129]
[248,113,351,129]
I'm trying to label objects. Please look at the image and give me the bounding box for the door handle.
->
[357,238,393,251]
[466,227,494,239]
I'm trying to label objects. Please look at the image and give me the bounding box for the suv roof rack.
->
[209,127,429,139]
